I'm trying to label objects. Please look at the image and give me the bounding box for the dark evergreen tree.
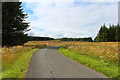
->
[0,1,2,46]
[101,24,109,42]
[115,24,120,41]
[94,35,99,42]
[95,24,108,42]
[94,24,120,42]
[2,2,30,46]
[108,25,116,42]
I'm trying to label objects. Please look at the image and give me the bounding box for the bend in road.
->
[26,46,107,78]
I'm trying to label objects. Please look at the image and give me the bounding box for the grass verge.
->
[58,48,119,80]
[1,48,38,78]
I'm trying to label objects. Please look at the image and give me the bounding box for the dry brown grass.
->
[26,41,119,64]
[2,41,118,78]
[67,42,119,64]
[2,46,32,71]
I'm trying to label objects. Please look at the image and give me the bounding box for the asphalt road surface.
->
[26,46,107,78]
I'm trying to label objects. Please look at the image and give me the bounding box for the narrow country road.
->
[26,46,107,78]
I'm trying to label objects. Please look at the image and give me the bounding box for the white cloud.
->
[20,0,119,2]
[22,1,118,39]
[75,0,119,2]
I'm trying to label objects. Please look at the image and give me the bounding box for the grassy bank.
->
[1,46,38,78]
[2,41,118,79]
[59,48,119,80]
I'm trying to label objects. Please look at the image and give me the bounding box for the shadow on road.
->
[45,46,62,49]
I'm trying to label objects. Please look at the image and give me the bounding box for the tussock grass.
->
[59,47,119,80]
[26,41,119,79]
[27,41,119,65]
[1,46,38,78]
[66,42,119,65]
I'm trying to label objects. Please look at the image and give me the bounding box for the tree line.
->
[28,36,54,41]
[60,37,93,42]
[28,37,93,42]
[94,24,120,42]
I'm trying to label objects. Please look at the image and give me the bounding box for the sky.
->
[20,0,118,39]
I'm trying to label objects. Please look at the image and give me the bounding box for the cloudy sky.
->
[20,0,118,39]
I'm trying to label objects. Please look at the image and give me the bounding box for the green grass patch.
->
[58,48,119,80]
[1,48,38,78]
